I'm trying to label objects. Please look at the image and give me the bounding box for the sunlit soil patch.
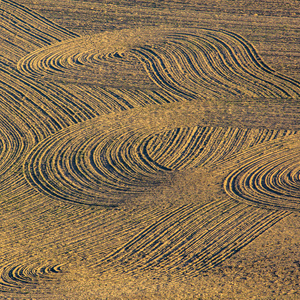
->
[1,0,300,297]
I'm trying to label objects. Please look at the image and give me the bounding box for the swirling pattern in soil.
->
[1,0,300,292]
[224,144,300,211]
[0,263,63,291]
[17,28,300,98]
[24,109,298,207]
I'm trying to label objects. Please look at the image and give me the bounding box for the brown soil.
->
[0,0,299,299]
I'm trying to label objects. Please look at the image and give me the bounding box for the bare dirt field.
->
[0,0,299,299]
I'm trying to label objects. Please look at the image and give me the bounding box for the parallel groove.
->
[1,1,300,292]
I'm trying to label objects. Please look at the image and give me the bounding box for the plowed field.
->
[1,0,299,299]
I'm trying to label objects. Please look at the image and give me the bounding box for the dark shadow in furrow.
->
[2,0,79,39]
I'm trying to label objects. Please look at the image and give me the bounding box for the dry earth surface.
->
[0,0,300,299]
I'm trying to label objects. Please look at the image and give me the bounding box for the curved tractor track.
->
[0,263,63,293]
[23,114,298,207]
[17,28,300,99]
[224,138,300,212]
[1,0,300,291]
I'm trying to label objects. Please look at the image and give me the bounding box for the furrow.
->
[224,139,300,211]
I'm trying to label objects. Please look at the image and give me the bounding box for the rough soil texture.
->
[0,0,299,299]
